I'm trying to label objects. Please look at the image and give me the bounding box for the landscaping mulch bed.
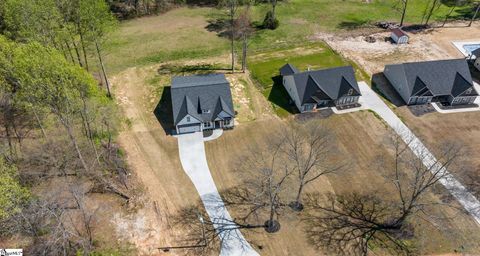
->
[294,108,334,122]
[407,104,435,117]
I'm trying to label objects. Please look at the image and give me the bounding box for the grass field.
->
[104,0,468,74]
[248,42,370,117]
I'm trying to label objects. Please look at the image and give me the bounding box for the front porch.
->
[201,118,234,131]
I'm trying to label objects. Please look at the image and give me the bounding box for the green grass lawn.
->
[104,0,472,74]
[248,42,369,117]
[248,0,463,48]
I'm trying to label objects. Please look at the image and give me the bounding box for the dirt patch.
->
[314,23,480,76]
[110,56,278,254]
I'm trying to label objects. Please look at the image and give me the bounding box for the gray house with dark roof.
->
[171,74,235,134]
[280,64,361,113]
[384,59,478,106]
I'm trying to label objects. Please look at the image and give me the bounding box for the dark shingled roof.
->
[171,74,235,125]
[280,63,299,76]
[281,64,361,105]
[386,59,478,98]
[391,28,408,38]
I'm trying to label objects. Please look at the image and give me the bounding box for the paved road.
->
[358,81,480,225]
[177,132,259,256]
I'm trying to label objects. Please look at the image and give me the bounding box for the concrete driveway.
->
[358,82,480,225]
[177,131,259,256]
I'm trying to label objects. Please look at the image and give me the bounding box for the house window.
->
[347,89,354,96]
[186,117,190,122]
[203,122,213,128]
[202,109,210,114]
[466,88,473,94]
[224,118,231,125]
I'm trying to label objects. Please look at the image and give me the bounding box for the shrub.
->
[262,10,279,30]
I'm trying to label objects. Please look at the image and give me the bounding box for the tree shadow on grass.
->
[267,76,299,115]
[153,86,175,135]
[205,18,232,39]
[157,63,230,75]
[337,18,370,30]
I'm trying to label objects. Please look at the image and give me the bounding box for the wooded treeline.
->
[106,0,275,19]
[0,1,137,255]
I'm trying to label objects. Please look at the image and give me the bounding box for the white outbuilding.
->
[391,28,409,44]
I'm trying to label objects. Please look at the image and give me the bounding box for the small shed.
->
[391,28,409,44]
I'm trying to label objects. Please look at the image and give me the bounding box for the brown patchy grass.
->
[396,107,480,195]
[205,111,480,255]
[112,56,480,255]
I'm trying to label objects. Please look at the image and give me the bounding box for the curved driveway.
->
[177,131,259,256]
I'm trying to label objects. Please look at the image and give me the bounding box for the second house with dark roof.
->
[280,64,361,113]
[171,74,235,134]
[384,59,478,106]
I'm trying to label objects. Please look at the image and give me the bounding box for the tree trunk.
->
[272,1,276,20]
[79,29,89,72]
[424,0,439,26]
[400,0,408,27]
[60,116,89,172]
[469,3,480,27]
[242,33,247,73]
[95,40,112,98]
[64,41,76,65]
[443,5,456,27]
[230,2,235,73]
[28,96,48,140]
[71,38,84,68]
[295,183,304,205]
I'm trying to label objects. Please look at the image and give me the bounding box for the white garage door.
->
[178,124,201,134]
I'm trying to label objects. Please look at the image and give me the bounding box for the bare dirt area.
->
[314,22,480,75]
[205,111,480,255]
[110,57,277,255]
[396,108,480,200]
[112,66,202,255]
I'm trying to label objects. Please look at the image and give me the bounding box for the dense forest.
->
[0,0,137,254]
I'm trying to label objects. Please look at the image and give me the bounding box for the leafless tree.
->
[282,121,344,211]
[230,136,292,233]
[169,134,293,254]
[228,0,238,73]
[234,5,254,73]
[303,132,462,255]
